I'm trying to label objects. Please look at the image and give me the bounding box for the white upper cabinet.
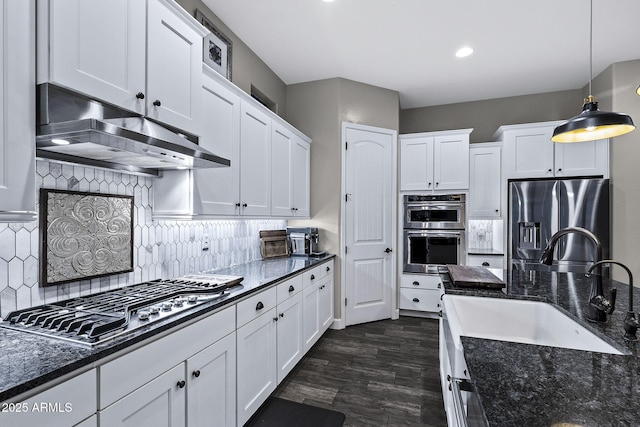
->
[38,0,205,135]
[497,121,609,179]
[240,100,272,216]
[0,0,36,222]
[271,123,310,217]
[152,68,311,219]
[400,129,472,191]
[469,143,502,218]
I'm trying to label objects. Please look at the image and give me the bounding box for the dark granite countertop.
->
[443,267,640,427]
[0,254,334,403]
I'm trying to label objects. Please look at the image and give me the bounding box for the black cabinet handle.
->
[242,203,248,208]
[412,281,420,286]
[310,274,315,280]
[437,283,441,289]
[136,92,145,99]
[384,248,392,253]
[192,370,201,378]
[256,301,264,310]
[273,317,278,322]
[482,262,490,267]
[235,202,241,207]
[153,99,162,107]
[288,285,295,292]
[326,266,331,272]
[279,313,284,318]
[177,380,186,389]
[412,298,420,303]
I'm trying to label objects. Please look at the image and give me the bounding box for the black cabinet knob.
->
[192,370,201,378]
[288,285,295,292]
[412,298,420,303]
[177,380,186,389]
[326,266,331,272]
[384,248,392,253]
[153,99,162,107]
[558,168,562,172]
[279,313,284,318]
[242,203,248,208]
[437,283,441,289]
[310,274,315,280]
[235,202,241,207]
[273,317,278,322]
[495,209,499,213]
[256,301,264,310]
[548,168,552,172]
[136,92,145,99]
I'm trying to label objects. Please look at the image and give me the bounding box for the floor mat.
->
[246,397,346,427]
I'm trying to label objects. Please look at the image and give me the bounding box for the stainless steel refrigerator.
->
[509,178,610,272]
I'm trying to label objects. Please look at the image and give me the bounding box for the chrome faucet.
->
[540,226,616,322]
[587,260,637,341]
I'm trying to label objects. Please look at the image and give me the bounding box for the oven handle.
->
[404,230,464,238]
[405,203,464,209]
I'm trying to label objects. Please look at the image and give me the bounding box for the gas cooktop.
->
[0,274,243,347]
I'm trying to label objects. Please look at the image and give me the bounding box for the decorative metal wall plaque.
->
[39,189,134,286]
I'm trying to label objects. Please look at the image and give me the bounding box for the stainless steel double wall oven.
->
[403,194,466,273]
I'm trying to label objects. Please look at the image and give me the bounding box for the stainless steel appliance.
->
[404,194,466,229]
[36,84,231,177]
[0,274,243,346]
[509,178,610,272]
[286,227,325,256]
[403,194,466,274]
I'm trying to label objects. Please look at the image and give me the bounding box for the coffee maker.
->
[286,227,324,256]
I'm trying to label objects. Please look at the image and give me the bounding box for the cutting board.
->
[446,265,505,289]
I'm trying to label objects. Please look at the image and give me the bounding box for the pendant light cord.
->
[589,0,593,96]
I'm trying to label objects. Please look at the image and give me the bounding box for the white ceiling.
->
[201,0,640,109]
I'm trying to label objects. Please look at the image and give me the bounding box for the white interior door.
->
[343,123,396,326]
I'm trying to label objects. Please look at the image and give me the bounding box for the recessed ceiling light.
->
[455,47,474,58]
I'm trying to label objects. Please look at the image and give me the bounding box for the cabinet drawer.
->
[302,260,334,289]
[399,288,443,312]
[400,274,442,290]
[1,369,97,427]
[99,305,235,409]
[467,255,504,269]
[237,287,277,328]
[319,260,334,280]
[276,275,303,304]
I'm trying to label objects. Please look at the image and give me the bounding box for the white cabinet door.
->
[271,122,295,217]
[433,134,469,190]
[400,136,434,191]
[42,0,146,113]
[503,125,555,178]
[302,282,321,352]
[194,68,241,215]
[240,101,272,216]
[469,144,501,218]
[99,364,185,427]
[236,308,277,426]
[318,275,334,332]
[146,0,202,134]
[291,137,311,217]
[187,332,236,427]
[554,138,609,178]
[0,0,36,222]
[276,291,303,383]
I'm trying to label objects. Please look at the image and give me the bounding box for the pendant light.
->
[551,0,635,143]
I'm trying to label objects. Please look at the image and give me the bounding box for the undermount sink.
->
[443,295,624,355]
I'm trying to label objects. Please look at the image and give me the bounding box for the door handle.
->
[384,248,393,253]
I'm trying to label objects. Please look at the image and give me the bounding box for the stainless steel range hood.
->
[36,84,230,177]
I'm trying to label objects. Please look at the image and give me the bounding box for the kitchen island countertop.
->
[0,254,334,403]
[443,267,640,427]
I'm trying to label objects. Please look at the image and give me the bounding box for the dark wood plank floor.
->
[273,316,448,426]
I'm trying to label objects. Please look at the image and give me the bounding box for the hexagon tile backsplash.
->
[0,159,286,317]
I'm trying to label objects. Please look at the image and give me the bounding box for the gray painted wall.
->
[176,0,287,116]
[287,78,399,322]
[400,89,583,142]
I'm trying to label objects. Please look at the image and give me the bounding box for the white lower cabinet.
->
[187,332,236,427]
[399,274,443,313]
[276,285,304,383]
[0,369,96,427]
[99,364,186,427]
[236,307,278,426]
[302,280,321,352]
